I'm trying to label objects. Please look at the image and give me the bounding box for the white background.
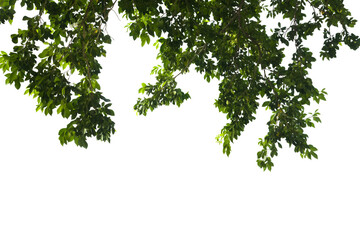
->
[1,1,360,239]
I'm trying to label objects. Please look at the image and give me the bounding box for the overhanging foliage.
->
[0,0,359,170]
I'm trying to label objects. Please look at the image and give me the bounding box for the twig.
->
[263,69,279,107]
[173,44,207,79]
[81,0,95,92]
[220,0,245,34]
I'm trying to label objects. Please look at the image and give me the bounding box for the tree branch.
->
[81,0,95,92]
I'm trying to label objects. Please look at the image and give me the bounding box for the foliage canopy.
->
[1,0,359,170]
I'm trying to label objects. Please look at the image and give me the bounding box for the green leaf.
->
[39,48,52,58]
[0,0,9,7]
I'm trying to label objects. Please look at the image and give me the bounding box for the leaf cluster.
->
[1,0,116,148]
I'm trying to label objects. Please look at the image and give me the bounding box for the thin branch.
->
[237,16,262,77]
[263,69,279,107]
[232,5,279,108]
[81,0,95,92]
[220,0,245,34]
[95,0,118,42]
[173,44,207,79]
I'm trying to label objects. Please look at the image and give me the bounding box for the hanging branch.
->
[81,0,95,92]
